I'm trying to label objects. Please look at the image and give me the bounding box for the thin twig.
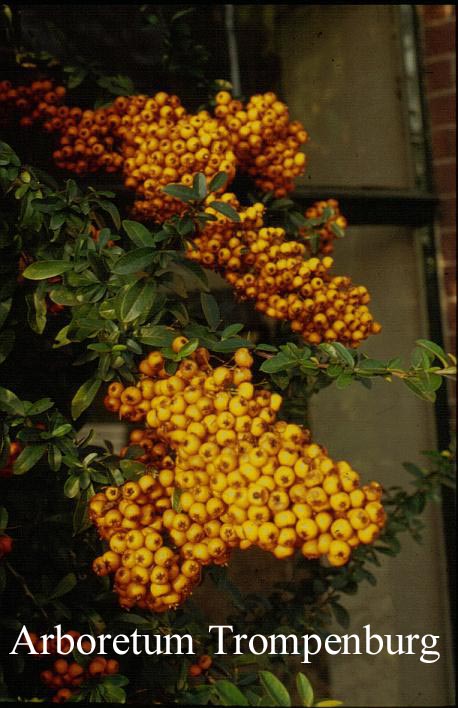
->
[5,561,49,619]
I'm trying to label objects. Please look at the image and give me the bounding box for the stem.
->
[5,561,49,619]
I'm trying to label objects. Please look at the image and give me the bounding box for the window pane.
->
[310,226,451,706]
[273,5,416,189]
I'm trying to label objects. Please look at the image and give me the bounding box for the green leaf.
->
[122,220,155,247]
[64,474,80,498]
[332,342,355,368]
[0,387,25,415]
[222,323,244,338]
[314,701,343,707]
[120,280,156,323]
[209,201,240,222]
[25,398,54,416]
[357,358,387,375]
[212,337,253,353]
[98,683,127,703]
[48,444,62,472]
[193,172,207,200]
[411,347,431,368]
[120,459,145,479]
[49,572,77,599]
[172,256,209,291]
[73,490,90,534]
[51,424,73,438]
[0,141,21,166]
[139,326,175,347]
[270,198,295,210]
[402,462,424,479]
[172,488,182,512]
[66,66,88,89]
[296,673,314,707]
[22,261,74,280]
[112,248,155,275]
[259,671,291,707]
[176,339,199,359]
[416,339,448,367]
[162,183,196,202]
[260,352,293,374]
[255,342,277,352]
[99,200,121,229]
[200,292,221,330]
[403,378,436,403]
[209,171,229,193]
[71,377,101,420]
[213,680,249,706]
[13,444,46,474]
[335,372,353,389]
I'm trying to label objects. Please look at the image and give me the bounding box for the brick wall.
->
[418,4,456,429]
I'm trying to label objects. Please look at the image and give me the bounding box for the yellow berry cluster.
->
[214,90,308,197]
[302,199,348,256]
[115,92,237,222]
[187,194,381,346]
[90,340,386,612]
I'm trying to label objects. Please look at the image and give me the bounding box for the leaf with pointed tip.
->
[162,183,196,202]
[259,671,291,707]
[296,673,314,707]
[22,261,74,280]
[193,172,207,200]
[112,248,155,275]
[71,377,101,420]
[209,201,240,222]
[122,220,155,247]
[208,171,229,193]
[13,444,47,474]
[200,292,221,330]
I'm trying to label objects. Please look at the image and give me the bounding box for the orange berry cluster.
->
[0,441,22,478]
[189,654,213,677]
[0,79,66,129]
[26,630,119,703]
[40,656,119,703]
[302,199,348,256]
[187,195,381,346]
[92,340,386,613]
[4,79,307,217]
[51,99,126,175]
[214,90,307,197]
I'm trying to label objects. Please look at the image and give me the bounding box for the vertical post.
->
[225,4,242,97]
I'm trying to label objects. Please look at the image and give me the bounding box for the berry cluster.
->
[187,195,381,346]
[51,101,125,175]
[3,79,380,346]
[92,339,386,612]
[302,199,348,256]
[0,79,66,129]
[215,90,307,197]
[3,80,307,218]
[188,654,213,677]
[117,92,237,222]
[27,630,119,703]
